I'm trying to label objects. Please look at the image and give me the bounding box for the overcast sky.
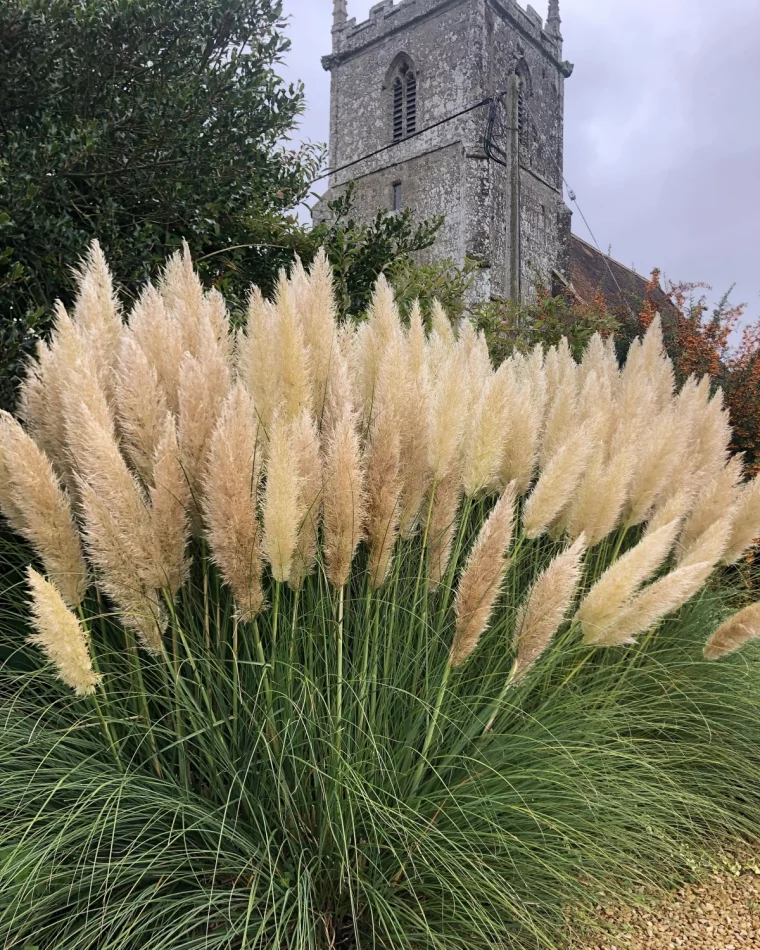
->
[280,0,760,325]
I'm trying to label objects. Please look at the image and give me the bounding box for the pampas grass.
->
[2,241,760,950]
[25,567,100,696]
[705,602,760,659]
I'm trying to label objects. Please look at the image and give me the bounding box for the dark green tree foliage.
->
[315,183,442,319]
[0,0,323,409]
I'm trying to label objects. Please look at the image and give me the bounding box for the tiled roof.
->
[568,234,676,322]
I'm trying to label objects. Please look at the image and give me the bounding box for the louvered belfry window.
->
[405,73,417,135]
[390,58,417,143]
[392,78,404,142]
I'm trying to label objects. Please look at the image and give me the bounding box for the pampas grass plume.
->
[576,518,681,644]
[26,568,100,696]
[451,487,516,668]
[723,473,760,564]
[522,424,595,539]
[323,408,366,589]
[204,383,265,620]
[365,392,402,589]
[149,417,192,596]
[705,603,760,660]
[289,410,323,590]
[598,561,715,647]
[427,463,463,592]
[512,534,586,681]
[274,270,312,422]
[262,413,304,584]
[0,412,89,607]
[116,334,169,484]
[238,288,280,435]
[398,302,432,537]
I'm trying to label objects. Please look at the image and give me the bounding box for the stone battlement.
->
[331,0,561,62]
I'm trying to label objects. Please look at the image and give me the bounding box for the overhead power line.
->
[311,89,633,319]
[311,94,496,185]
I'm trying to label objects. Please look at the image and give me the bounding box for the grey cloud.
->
[282,0,759,321]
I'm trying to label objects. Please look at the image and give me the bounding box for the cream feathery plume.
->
[203,383,265,620]
[724,473,760,564]
[612,335,657,456]
[625,407,689,526]
[512,534,587,681]
[77,478,165,652]
[427,462,464,592]
[71,241,123,401]
[177,347,230,530]
[597,560,715,648]
[428,345,467,483]
[677,513,733,570]
[262,412,305,584]
[690,387,732,488]
[428,299,455,376]
[642,318,675,411]
[21,303,87,482]
[26,568,100,696]
[0,425,28,535]
[464,362,515,497]
[149,417,192,596]
[580,332,619,391]
[115,334,168,484]
[646,490,694,536]
[705,603,760,660]
[540,355,579,467]
[575,518,682,644]
[366,273,403,353]
[322,407,366,589]
[323,343,354,434]
[398,302,433,537]
[462,325,493,415]
[565,446,634,545]
[70,399,159,570]
[288,254,310,313]
[202,288,235,368]
[522,423,595,539]
[17,339,52,460]
[274,270,312,422]
[0,412,89,607]
[450,487,516,668]
[365,385,402,589]
[679,456,743,552]
[302,249,338,420]
[238,287,280,435]
[160,241,206,356]
[431,299,455,347]
[348,320,381,429]
[126,285,185,415]
[499,358,545,495]
[289,410,323,590]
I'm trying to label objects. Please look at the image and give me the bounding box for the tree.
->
[0,0,323,410]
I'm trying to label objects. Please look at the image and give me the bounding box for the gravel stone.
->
[575,862,760,950]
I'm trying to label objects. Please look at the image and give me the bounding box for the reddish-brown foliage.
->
[634,273,760,469]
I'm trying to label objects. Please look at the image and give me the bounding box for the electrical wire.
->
[311,95,495,185]
[310,84,634,319]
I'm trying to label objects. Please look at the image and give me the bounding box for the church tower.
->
[317,0,574,303]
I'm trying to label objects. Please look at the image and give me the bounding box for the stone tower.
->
[317,0,574,303]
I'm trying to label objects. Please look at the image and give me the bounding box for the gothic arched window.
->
[388,55,417,143]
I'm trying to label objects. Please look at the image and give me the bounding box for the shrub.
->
[2,247,760,948]
[0,0,323,412]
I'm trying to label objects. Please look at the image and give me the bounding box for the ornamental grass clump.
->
[3,244,760,949]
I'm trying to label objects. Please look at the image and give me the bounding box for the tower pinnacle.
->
[547,0,562,40]
[333,0,348,30]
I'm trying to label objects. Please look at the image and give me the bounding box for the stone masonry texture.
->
[315,0,575,304]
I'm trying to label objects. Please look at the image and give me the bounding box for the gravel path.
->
[576,861,760,950]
